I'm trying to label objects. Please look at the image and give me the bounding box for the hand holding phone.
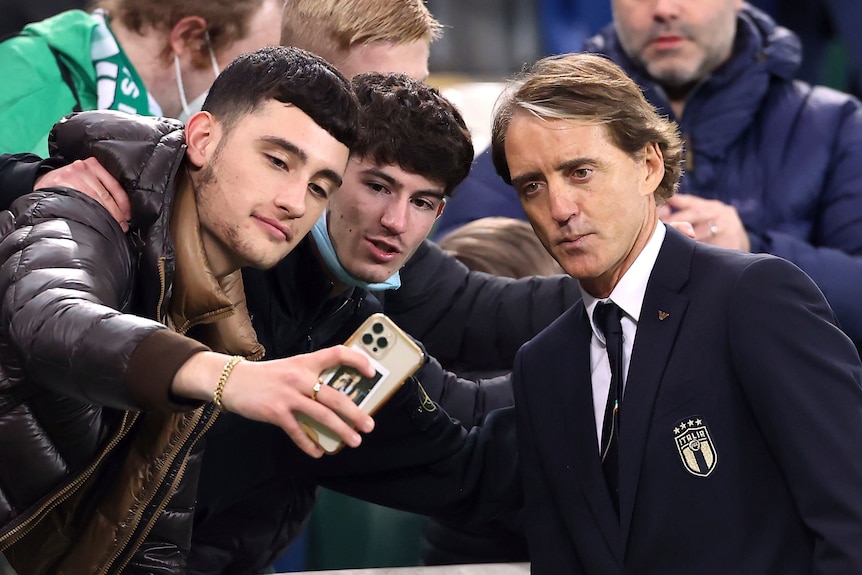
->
[298,313,424,453]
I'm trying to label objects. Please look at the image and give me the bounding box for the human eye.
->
[411,196,438,211]
[569,167,592,181]
[266,154,289,170]
[518,181,544,198]
[308,182,330,200]
[365,180,389,194]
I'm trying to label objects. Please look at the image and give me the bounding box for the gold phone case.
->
[299,313,424,453]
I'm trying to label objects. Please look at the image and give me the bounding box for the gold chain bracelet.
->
[213,355,243,408]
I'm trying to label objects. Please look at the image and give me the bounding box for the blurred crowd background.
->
[1,0,859,572]
[2,0,857,94]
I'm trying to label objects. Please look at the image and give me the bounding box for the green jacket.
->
[0,10,99,156]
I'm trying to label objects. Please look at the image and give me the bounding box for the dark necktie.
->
[594,301,623,514]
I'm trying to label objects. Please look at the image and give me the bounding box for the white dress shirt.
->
[580,223,666,452]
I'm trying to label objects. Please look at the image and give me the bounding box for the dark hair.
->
[202,46,358,148]
[491,53,683,203]
[438,217,564,278]
[350,72,473,196]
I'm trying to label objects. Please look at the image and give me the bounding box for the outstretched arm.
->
[415,351,514,427]
[0,153,132,229]
[384,239,580,373]
[172,346,376,458]
[0,152,62,209]
[1,187,377,457]
[34,157,131,230]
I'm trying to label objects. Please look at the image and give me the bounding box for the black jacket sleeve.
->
[0,152,67,211]
[271,378,523,528]
[317,401,523,529]
[382,239,581,373]
[414,353,513,428]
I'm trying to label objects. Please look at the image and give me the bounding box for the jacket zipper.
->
[156,257,168,322]
[107,334,264,572]
[304,296,354,351]
[99,404,218,574]
[113,405,221,574]
[176,307,234,336]
[0,411,139,551]
[94,255,258,571]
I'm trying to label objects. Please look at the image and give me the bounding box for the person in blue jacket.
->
[435,2,862,354]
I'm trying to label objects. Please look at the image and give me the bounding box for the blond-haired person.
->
[281,0,440,80]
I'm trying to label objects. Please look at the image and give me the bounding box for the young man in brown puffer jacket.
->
[0,45,377,575]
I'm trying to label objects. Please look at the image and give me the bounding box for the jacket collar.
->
[584,4,801,90]
[48,109,264,360]
[584,4,800,162]
[552,228,695,557]
[167,173,264,359]
[585,4,801,182]
[617,228,691,542]
[271,238,362,320]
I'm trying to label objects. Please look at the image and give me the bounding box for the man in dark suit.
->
[488,52,862,573]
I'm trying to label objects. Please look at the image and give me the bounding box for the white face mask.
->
[174,31,220,123]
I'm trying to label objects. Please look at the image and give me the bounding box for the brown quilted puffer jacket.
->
[0,110,263,574]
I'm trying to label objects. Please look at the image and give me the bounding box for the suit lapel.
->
[618,228,693,542]
[555,304,623,554]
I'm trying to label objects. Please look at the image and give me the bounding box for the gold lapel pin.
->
[658,310,669,320]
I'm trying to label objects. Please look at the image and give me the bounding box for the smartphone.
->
[299,313,425,454]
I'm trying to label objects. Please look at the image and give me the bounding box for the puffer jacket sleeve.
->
[751,87,862,349]
[0,188,198,411]
[383,239,581,373]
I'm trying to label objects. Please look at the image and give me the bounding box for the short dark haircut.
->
[203,46,358,148]
[491,53,683,203]
[350,72,473,196]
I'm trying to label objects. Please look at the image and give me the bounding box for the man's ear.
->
[169,15,209,64]
[435,198,447,219]
[641,141,665,198]
[184,111,218,168]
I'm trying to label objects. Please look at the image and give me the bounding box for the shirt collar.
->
[582,222,667,342]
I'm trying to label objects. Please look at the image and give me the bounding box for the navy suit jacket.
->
[514,227,862,574]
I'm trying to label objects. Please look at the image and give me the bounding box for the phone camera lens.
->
[377,337,388,349]
[372,322,384,334]
[362,333,374,345]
